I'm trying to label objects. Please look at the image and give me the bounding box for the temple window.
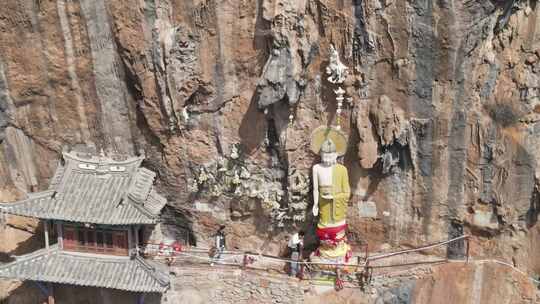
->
[63,225,129,256]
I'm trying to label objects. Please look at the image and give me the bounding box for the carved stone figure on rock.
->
[326,44,348,84]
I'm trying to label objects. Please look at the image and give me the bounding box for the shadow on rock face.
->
[239,92,267,156]
[483,103,521,128]
[160,206,197,246]
[526,182,540,228]
[447,221,465,259]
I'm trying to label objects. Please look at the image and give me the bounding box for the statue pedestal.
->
[309,224,353,273]
[310,253,355,272]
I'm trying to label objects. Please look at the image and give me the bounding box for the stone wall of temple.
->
[1,0,540,302]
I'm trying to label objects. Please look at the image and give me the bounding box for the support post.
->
[47,283,54,304]
[466,238,470,263]
[242,254,247,270]
[128,225,134,256]
[365,243,369,262]
[134,225,140,255]
[56,222,63,249]
[335,267,343,291]
[44,220,49,252]
[137,293,146,304]
[363,243,371,285]
[34,282,49,297]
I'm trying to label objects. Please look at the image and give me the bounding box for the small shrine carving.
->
[326,44,348,84]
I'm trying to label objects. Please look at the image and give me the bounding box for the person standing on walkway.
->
[288,230,304,277]
[211,225,226,266]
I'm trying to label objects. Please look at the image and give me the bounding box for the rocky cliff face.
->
[1,0,540,302]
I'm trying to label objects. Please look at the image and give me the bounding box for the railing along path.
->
[140,235,540,287]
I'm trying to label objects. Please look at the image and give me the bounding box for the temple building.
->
[0,151,170,303]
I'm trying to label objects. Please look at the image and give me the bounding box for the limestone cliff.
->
[0,0,540,303]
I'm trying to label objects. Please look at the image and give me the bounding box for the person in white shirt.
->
[288,231,304,277]
[211,225,226,266]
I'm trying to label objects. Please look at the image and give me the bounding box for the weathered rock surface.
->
[0,0,540,302]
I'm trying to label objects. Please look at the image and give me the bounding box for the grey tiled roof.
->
[0,152,167,225]
[0,246,169,293]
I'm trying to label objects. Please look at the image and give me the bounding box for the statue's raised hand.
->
[312,204,319,217]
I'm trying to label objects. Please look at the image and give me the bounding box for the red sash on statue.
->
[316,224,347,241]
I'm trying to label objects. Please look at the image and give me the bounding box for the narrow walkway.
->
[144,235,540,289]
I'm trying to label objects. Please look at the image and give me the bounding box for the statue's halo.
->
[310,126,347,156]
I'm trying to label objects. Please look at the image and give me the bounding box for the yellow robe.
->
[317,164,350,228]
